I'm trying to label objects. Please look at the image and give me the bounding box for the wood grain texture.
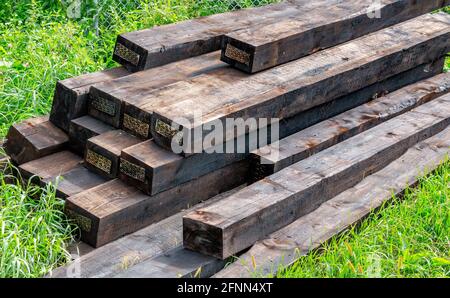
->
[19,151,108,199]
[112,0,320,72]
[214,127,450,277]
[49,67,129,132]
[69,116,114,155]
[65,160,249,247]
[221,0,449,73]
[99,119,450,278]
[183,95,450,259]
[119,59,444,195]
[251,72,450,181]
[49,124,450,278]
[5,116,68,165]
[49,186,243,278]
[85,130,140,179]
[120,139,245,195]
[89,51,229,129]
[150,13,450,154]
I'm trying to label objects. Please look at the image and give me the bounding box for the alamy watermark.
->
[164,112,280,164]
[367,0,383,19]
[62,0,383,21]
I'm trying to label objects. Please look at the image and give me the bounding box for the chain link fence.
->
[62,0,279,34]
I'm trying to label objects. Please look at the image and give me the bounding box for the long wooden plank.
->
[49,67,129,132]
[85,130,140,179]
[120,59,445,195]
[150,13,450,154]
[120,51,445,143]
[221,0,449,73]
[19,151,108,199]
[214,127,450,277]
[112,0,321,72]
[183,95,450,259]
[119,140,245,196]
[69,116,114,154]
[251,72,450,181]
[51,124,450,278]
[49,186,243,278]
[65,160,248,247]
[108,123,450,278]
[5,116,68,165]
[89,51,229,128]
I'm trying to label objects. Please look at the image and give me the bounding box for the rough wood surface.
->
[5,116,68,165]
[69,116,114,155]
[19,151,107,199]
[150,13,450,153]
[49,186,243,278]
[49,124,450,278]
[100,121,450,278]
[119,59,445,194]
[112,0,318,72]
[85,130,140,179]
[65,160,248,247]
[251,72,450,180]
[221,0,449,73]
[89,51,229,129]
[49,67,129,132]
[214,127,450,277]
[183,95,450,259]
[120,139,245,195]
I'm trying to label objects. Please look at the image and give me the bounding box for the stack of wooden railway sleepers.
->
[2,0,450,277]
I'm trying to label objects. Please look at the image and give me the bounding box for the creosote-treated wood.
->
[113,0,319,72]
[69,116,114,154]
[19,151,107,199]
[215,127,450,277]
[50,67,129,132]
[251,72,450,180]
[150,13,450,154]
[89,51,229,129]
[49,186,243,278]
[221,0,449,73]
[5,116,68,165]
[85,130,140,179]
[119,139,245,195]
[183,95,450,259]
[50,125,450,278]
[120,59,445,195]
[65,160,248,247]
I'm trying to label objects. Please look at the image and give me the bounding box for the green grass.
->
[0,0,278,278]
[278,160,450,278]
[0,168,76,278]
[0,1,448,278]
[0,0,277,136]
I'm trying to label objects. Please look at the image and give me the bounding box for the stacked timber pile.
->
[3,0,450,277]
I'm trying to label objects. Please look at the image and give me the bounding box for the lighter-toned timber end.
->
[224,43,250,66]
[123,114,150,138]
[114,43,140,67]
[86,149,112,174]
[154,119,183,146]
[120,159,146,182]
[90,96,117,117]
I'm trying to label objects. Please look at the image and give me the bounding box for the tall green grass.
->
[0,0,277,136]
[0,168,76,278]
[0,0,278,278]
[278,160,450,278]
